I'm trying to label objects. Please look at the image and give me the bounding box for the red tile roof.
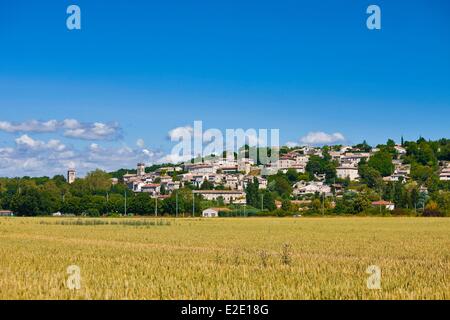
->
[372,200,394,206]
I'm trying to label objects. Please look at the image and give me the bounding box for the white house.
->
[439,167,450,181]
[224,175,243,190]
[256,176,268,189]
[159,175,173,184]
[336,166,359,181]
[383,173,408,183]
[294,155,309,165]
[0,210,14,217]
[394,165,411,176]
[221,166,239,174]
[193,190,246,204]
[340,146,353,153]
[341,153,370,166]
[280,164,306,174]
[293,181,331,196]
[141,184,161,196]
[237,158,255,174]
[131,181,146,192]
[164,181,181,192]
[274,157,295,170]
[243,176,268,190]
[186,164,216,174]
[372,200,395,211]
[394,145,407,155]
[202,208,219,218]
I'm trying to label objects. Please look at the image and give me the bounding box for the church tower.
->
[137,163,146,176]
[67,169,76,184]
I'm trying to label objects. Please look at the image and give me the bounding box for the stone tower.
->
[67,169,76,184]
[137,163,146,176]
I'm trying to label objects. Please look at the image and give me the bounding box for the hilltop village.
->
[0,138,449,217]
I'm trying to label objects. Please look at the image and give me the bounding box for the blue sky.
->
[0,0,449,176]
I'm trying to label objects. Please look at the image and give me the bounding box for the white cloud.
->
[136,138,145,148]
[0,120,58,133]
[61,119,81,129]
[0,147,14,156]
[142,149,154,157]
[89,143,101,152]
[285,141,299,148]
[15,134,45,149]
[15,134,66,151]
[299,132,346,145]
[157,152,191,164]
[0,134,164,177]
[64,122,122,140]
[0,119,122,141]
[47,139,67,151]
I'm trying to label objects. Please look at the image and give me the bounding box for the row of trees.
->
[0,169,220,216]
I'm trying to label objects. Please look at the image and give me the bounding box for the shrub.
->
[423,209,443,217]
[423,200,443,217]
[84,208,100,217]
[391,208,411,216]
[273,209,289,217]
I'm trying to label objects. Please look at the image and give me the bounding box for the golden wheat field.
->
[0,217,449,300]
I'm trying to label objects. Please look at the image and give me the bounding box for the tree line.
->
[0,169,211,216]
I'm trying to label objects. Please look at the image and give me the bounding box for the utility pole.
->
[124,190,127,216]
[261,194,264,211]
[192,193,195,217]
[379,188,382,214]
[155,197,158,217]
[322,193,325,216]
[176,191,178,218]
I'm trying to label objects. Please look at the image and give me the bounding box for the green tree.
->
[359,164,383,188]
[245,177,260,207]
[268,174,292,198]
[85,169,112,193]
[262,190,276,211]
[285,169,300,183]
[305,155,337,183]
[368,151,394,177]
[10,186,43,216]
[353,193,371,213]
[129,193,153,215]
[354,140,372,152]
[62,196,83,215]
[410,163,434,183]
